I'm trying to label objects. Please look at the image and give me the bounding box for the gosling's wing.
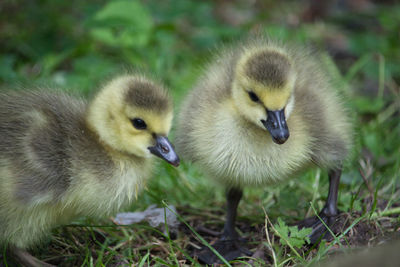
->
[0,90,86,204]
[291,50,353,167]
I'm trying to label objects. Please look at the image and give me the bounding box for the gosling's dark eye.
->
[248,91,259,102]
[131,118,147,130]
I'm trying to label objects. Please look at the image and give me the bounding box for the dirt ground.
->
[182,199,400,265]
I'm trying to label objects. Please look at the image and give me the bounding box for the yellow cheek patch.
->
[147,111,173,135]
[259,88,291,110]
[126,107,173,136]
[238,76,292,111]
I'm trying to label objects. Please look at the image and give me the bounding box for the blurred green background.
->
[1,0,399,265]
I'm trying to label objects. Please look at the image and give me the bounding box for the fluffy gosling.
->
[176,37,352,263]
[0,74,179,266]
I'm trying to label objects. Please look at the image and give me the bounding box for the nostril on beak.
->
[161,145,169,153]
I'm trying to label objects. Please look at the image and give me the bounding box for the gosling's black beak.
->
[148,136,180,167]
[261,109,290,145]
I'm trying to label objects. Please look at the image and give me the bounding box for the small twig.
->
[359,168,373,196]
[196,226,221,237]
[188,241,201,250]
[263,211,278,267]
[359,159,374,197]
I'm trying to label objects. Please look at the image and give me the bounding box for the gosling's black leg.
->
[296,167,342,244]
[322,168,341,217]
[221,187,242,240]
[196,187,251,264]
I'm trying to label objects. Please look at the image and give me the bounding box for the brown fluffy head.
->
[244,50,291,88]
[124,79,170,113]
[87,75,173,158]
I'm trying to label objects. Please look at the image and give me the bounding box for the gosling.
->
[0,74,179,266]
[176,37,352,263]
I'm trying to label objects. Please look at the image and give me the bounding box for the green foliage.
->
[353,96,385,114]
[274,218,312,249]
[90,0,153,48]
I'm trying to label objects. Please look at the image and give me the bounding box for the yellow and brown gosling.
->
[176,36,352,263]
[0,74,179,266]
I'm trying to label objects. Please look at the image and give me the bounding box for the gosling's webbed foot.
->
[296,212,342,244]
[195,238,252,265]
[194,187,249,264]
[296,168,344,244]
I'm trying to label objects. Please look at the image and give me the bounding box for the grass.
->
[1,0,400,266]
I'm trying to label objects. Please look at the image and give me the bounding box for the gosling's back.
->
[0,90,146,248]
[0,91,113,202]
